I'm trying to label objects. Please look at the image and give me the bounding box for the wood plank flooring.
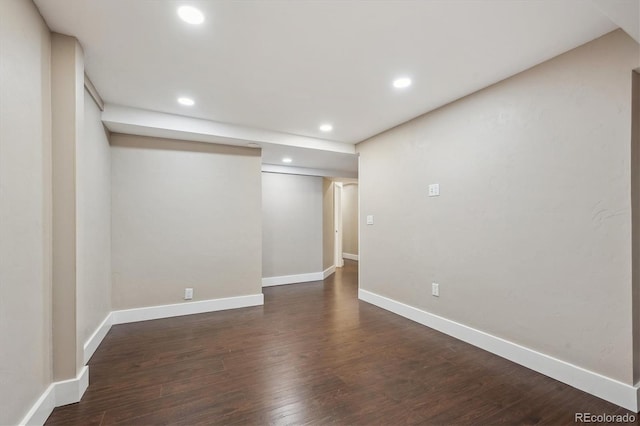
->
[46,260,637,425]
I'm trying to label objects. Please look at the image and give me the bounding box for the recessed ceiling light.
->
[177,97,195,106]
[282,157,293,163]
[177,6,205,25]
[393,77,412,89]
[319,123,333,132]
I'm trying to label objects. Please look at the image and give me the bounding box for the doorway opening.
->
[333,180,359,269]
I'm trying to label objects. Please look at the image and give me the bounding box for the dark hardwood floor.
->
[46,260,636,425]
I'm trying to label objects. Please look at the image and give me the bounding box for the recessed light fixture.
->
[319,123,333,132]
[282,157,293,163]
[177,5,205,25]
[393,77,412,89]
[177,97,195,106]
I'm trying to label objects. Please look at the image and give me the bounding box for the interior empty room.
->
[1,0,640,424]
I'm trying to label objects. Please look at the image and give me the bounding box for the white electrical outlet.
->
[184,288,193,300]
[431,283,439,297]
[428,183,440,197]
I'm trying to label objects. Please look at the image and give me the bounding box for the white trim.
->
[84,73,104,111]
[19,367,89,426]
[84,293,264,360]
[323,265,336,279]
[334,182,344,268]
[111,294,264,324]
[342,253,359,261]
[102,104,354,155]
[358,289,640,412]
[83,314,113,364]
[18,385,55,426]
[262,272,324,287]
[261,164,357,179]
[55,366,89,407]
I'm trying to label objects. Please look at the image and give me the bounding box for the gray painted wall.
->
[78,89,112,345]
[262,172,323,278]
[341,184,359,256]
[322,179,335,270]
[111,134,262,309]
[358,30,639,384]
[0,0,52,423]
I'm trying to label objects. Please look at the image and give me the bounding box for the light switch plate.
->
[366,215,374,225]
[428,183,440,197]
[432,283,439,297]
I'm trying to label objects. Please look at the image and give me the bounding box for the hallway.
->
[46,261,631,425]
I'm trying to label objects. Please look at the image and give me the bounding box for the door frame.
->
[334,182,344,268]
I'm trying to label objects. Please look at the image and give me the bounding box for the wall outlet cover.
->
[184,288,194,300]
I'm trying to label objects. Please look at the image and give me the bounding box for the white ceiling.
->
[34,0,634,176]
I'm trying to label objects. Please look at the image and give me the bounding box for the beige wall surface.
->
[51,33,84,380]
[0,0,52,423]
[111,134,262,309]
[322,179,335,270]
[357,30,640,384]
[262,173,323,277]
[632,69,640,383]
[77,89,111,345]
[341,184,359,256]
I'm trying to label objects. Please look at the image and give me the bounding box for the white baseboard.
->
[323,265,336,279]
[86,294,264,355]
[262,272,324,287]
[112,293,264,324]
[83,314,113,364]
[55,366,89,407]
[19,366,89,426]
[19,384,55,426]
[342,253,359,261]
[358,289,640,412]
